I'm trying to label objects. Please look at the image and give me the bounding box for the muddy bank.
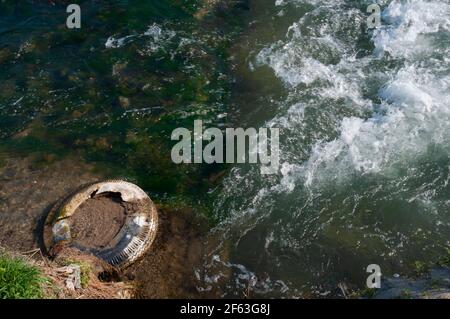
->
[0,156,211,298]
[0,156,102,252]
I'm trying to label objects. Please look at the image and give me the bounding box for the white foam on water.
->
[105,34,136,48]
[255,6,370,107]
[221,0,450,212]
[372,0,450,58]
[294,0,450,188]
[105,23,176,51]
[143,23,176,53]
[204,0,450,297]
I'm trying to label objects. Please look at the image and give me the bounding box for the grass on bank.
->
[0,251,48,299]
[0,247,133,299]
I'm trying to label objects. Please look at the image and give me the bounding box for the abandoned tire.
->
[43,180,158,269]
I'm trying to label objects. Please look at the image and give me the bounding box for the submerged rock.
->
[0,48,13,64]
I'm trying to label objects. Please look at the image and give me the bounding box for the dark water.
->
[0,0,239,205]
[1,0,450,298]
[201,0,450,297]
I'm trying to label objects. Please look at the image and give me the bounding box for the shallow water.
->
[0,0,235,200]
[0,0,449,298]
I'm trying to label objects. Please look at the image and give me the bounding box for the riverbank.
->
[0,0,247,299]
[0,155,211,298]
[0,247,131,299]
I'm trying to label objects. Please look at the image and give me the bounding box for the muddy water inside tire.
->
[71,193,127,250]
[43,181,158,269]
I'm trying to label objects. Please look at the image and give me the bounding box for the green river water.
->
[1,0,450,297]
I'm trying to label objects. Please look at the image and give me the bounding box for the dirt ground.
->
[0,156,102,252]
[0,155,211,298]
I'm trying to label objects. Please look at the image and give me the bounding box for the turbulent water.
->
[201,0,450,297]
[1,0,450,298]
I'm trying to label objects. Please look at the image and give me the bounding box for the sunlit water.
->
[0,1,234,196]
[1,0,450,298]
[201,0,450,297]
